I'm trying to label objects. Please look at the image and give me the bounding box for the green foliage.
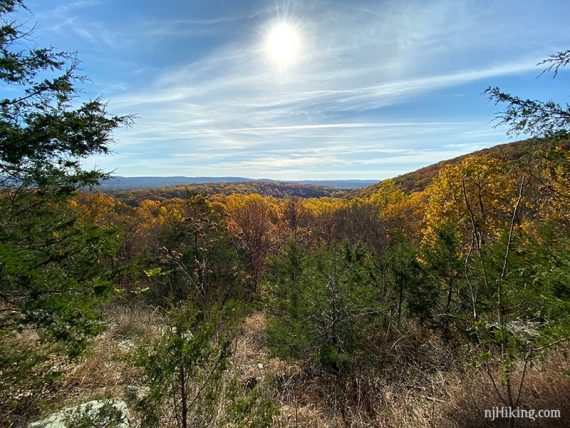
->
[0,0,131,191]
[485,87,570,138]
[263,238,308,359]
[0,0,128,341]
[420,222,465,329]
[264,240,382,374]
[0,197,120,355]
[135,302,240,428]
[378,236,430,326]
[0,196,120,423]
[2,5,568,422]
[451,181,570,412]
[485,47,570,138]
[0,0,129,419]
[0,340,63,425]
[223,379,277,428]
[505,224,570,345]
[62,400,128,428]
[485,47,569,138]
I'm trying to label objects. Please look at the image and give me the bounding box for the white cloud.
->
[75,0,570,178]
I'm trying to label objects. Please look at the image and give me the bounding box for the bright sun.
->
[264,22,302,68]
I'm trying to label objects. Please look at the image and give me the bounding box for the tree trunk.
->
[179,363,188,428]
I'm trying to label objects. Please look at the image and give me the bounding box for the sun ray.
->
[264,21,302,68]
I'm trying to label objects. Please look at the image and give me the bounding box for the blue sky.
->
[21,0,570,179]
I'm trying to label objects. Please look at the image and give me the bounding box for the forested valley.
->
[1,1,569,427]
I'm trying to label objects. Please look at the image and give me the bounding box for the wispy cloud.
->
[30,0,568,178]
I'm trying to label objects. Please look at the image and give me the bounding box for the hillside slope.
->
[359,137,570,196]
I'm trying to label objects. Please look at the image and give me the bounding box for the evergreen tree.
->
[0,0,129,352]
[264,241,382,374]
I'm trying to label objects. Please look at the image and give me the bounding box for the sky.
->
[17,0,570,180]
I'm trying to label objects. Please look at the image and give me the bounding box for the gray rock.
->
[29,399,130,428]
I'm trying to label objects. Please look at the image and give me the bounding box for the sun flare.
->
[264,22,302,67]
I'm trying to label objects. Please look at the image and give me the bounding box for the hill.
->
[100,176,377,190]
[101,176,255,189]
[107,180,350,205]
[359,136,570,196]
[101,138,569,203]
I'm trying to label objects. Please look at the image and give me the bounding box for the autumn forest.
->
[2,1,570,427]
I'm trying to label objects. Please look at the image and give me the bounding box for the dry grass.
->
[230,314,569,428]
[45,304,163,412]
[2,303,163,426]
[231,313,299,383]
[10,307,568,427]
[438,351,570,428]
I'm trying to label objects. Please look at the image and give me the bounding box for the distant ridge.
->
[101,176,253,189]
[100,176,377,190]
[100,138,570,198]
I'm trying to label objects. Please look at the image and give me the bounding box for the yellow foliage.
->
[422,155,520,250]
[71,193,122,226]
[368,179,407,210]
